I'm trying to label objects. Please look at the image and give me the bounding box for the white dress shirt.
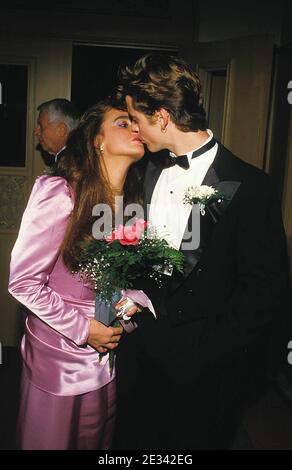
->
[54,146,66,163]
[149,130,218,249]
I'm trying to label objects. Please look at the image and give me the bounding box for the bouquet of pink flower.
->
[77,218,184,324]
[76,219,184,374]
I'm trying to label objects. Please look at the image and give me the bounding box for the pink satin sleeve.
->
[8,175,89,345]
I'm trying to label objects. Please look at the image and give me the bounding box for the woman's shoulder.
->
[27,175,74,214]
[35,174,71,192]
[32,174,73,201]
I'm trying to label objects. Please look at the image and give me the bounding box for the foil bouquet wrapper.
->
[95,289,156,326]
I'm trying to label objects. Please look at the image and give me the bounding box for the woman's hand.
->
[87,319,123,352]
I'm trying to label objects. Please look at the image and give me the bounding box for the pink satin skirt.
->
[17,370,116,450]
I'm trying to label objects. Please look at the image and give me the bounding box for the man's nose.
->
[131,121,139,133]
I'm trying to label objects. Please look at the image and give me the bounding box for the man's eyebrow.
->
[128,113,137,121]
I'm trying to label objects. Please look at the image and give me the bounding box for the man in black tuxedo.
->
[114,54,290,450]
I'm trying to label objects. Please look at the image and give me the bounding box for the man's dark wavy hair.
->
[116,53,207,132]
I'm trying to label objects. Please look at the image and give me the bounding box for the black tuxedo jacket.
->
[133,143,290,384]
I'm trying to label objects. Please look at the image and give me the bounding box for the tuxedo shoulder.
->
[218,144,276,195]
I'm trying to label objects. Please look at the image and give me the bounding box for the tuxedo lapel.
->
[171,144,241,291]
[202,164,220,187]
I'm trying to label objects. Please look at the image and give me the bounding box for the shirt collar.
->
[169,129,214,163]
[55,146,66,163]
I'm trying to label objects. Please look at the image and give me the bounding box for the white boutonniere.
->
[183,185,226,216]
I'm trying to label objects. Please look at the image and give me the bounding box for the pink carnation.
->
[105,219,147,246]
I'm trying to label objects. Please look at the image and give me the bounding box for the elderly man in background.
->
[35,98,79,163]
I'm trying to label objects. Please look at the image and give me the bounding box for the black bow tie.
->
[165,137,217,169]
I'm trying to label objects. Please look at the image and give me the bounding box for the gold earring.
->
[161,127,167,133]
[100,143,104,153]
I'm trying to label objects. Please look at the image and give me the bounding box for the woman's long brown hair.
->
[49,99,144,270]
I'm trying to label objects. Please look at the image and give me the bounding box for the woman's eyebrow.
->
[114,114,130,121]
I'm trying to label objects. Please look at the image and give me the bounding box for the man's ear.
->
[155,108,170,131]
[57,122,68,138]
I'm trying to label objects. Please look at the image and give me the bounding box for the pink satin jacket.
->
[8,175,112,396]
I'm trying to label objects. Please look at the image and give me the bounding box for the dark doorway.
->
[71,44,176,114]
[0,63,28,167]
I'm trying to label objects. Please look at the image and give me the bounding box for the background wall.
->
[198,0,283,43]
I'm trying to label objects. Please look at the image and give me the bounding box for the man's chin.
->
[145,143,161,153]
[36,143,49,153]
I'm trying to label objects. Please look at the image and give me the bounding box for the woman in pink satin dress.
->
[8,99,145,450]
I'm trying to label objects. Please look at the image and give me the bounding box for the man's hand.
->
[115,298,142,319]
[87,319,123,352]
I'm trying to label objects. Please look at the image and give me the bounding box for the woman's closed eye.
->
[116,120,130,128]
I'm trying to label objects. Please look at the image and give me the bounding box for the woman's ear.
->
[94,135,102,150]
